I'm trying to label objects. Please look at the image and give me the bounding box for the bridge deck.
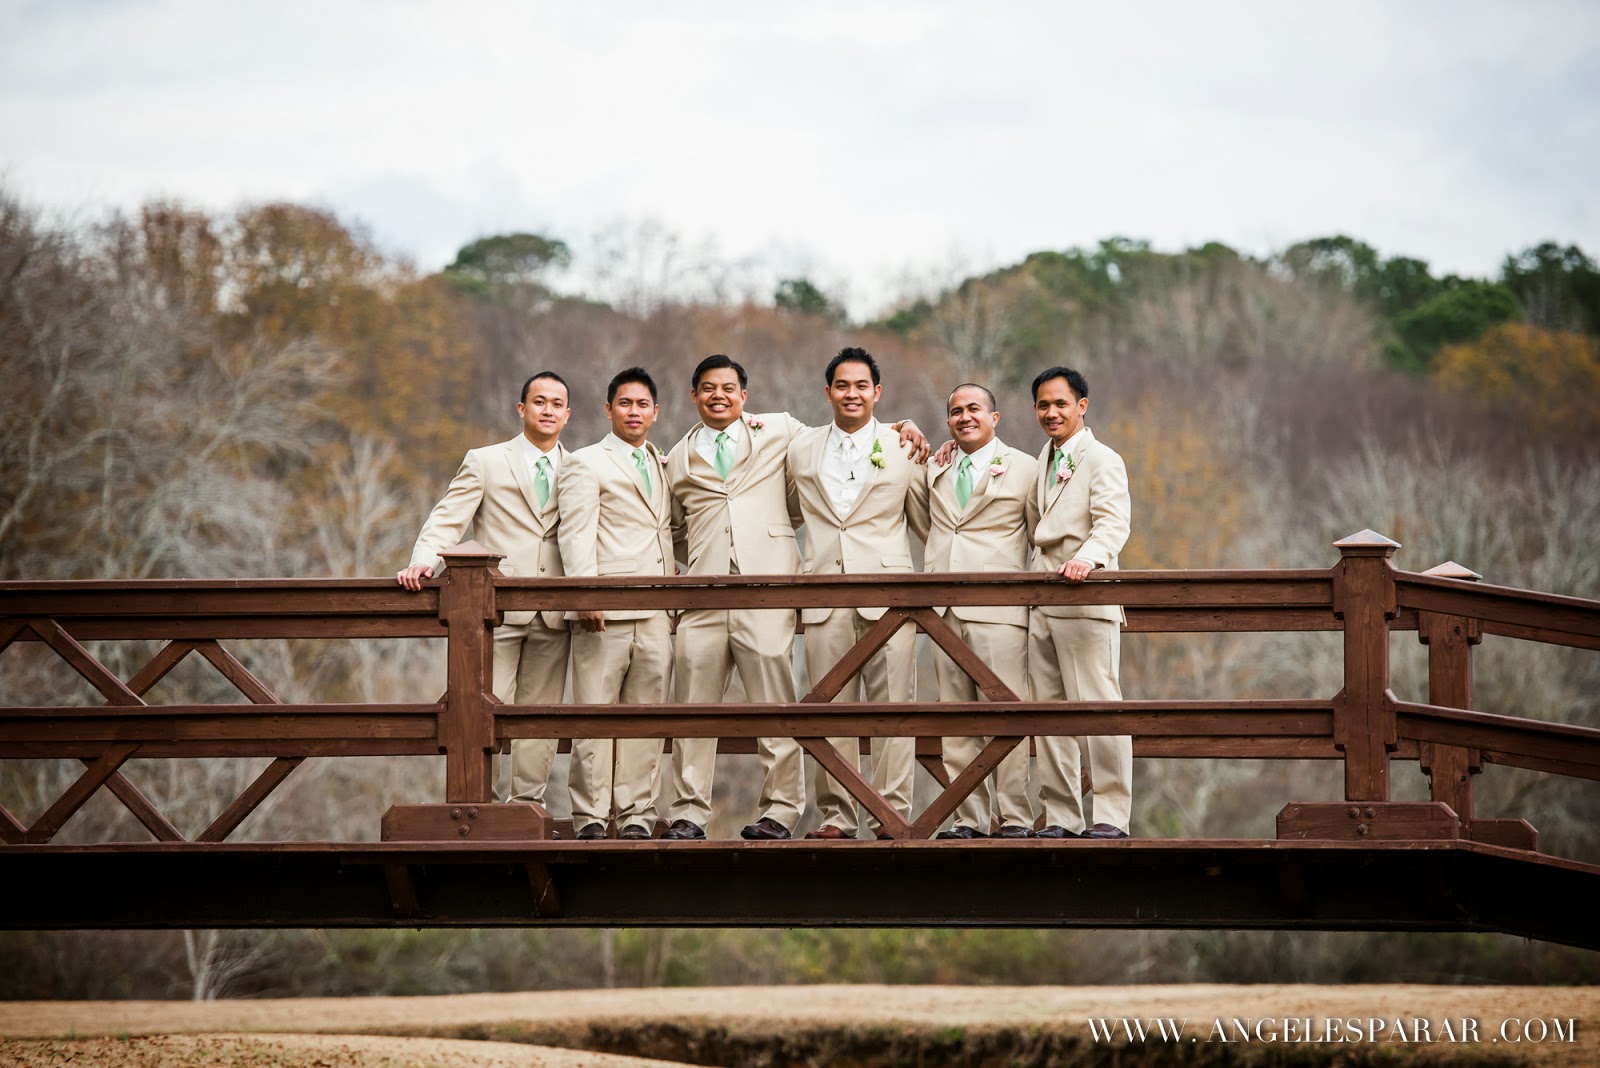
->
[4,838,1595,950]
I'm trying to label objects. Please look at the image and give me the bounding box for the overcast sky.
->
[2,0,1597,316]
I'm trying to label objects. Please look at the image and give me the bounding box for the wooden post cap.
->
[437,540,505,566]
[1333,529,1400,556]
[1422,561,1482,582]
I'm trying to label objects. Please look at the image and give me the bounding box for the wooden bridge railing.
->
[3,529,1598,852]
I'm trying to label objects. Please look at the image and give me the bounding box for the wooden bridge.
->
[2,531,1597,949]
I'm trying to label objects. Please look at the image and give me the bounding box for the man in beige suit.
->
[790,348,932,840]
[398,372,573,806]
[924,384,1039,839]
[1024,366,1133,839]
[663,355,928,841]
[557,367,674,840]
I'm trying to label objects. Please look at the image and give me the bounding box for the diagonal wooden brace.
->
[28,742,140,843]
[796,737,910,839]
[910,735,1026,839]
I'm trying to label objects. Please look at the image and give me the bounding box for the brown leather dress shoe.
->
[740,817,792,840]
[661,819,706,840]
[575,822,608,840]
[619,823,651,840]
[803,824,854,840]
[1085,823,1130,839]
[995,824,1033,839]
[1033,825,1081,839]
[935,826,988,839]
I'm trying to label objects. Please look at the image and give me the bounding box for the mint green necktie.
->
[1051,448,1064,483]
[714,431,733,480]
[534,455,551,507]
[955,454,974,509]
[632,447,652,499]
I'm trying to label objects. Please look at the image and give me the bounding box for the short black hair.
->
[607,366,658,404]
[1030,366,1089,402]
[520,371,570,405]
[692,353,748,390]
[825,346,880,386]
[948,382,998,410]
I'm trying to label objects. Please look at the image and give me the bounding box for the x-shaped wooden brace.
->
[795,606,1025,839]
[0,619,302,844]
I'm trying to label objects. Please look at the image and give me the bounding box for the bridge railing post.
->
[1330,529,1401,802]
[1415,561,1540,851]
[1280,529,1463,841]
[382,540,550,843]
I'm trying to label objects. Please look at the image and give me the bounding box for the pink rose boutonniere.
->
[989,453,1007,479]
[744,415,764,432]
[1057,453,1078,483]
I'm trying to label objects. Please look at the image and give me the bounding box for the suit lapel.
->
[604,435,656,513]
[963,440,1011,524]
[506,438,542,518]
[724,418,756,490]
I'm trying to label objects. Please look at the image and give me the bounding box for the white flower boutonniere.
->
[1057,453,1077,483]
[869,439,886,469]
[744,415,764,432]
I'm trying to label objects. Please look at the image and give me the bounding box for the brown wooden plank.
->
[1277,801,1461,841]
[193,640,281,703]
[1477,749,1600,783]
[915,753,953,787]
[1331,533,1400,801]
[26,742,139,843]
[30,617,445,641]
[198,757,305,842]
[1478,618,1600,652]
[800,609,916,703]
[1396,574,1600,643]
[795,737,909,839]
[909,735,1025,839]
[93,762,186,842]
[28,618,144,706]
[438,556,499,803]
[911,608,1019,702]
[0,617,28,652]
[1394,700,1600,772]
[123,640,200,697]
[0,803,24,844]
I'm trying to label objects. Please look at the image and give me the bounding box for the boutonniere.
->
[1056,452,1078,483]
[988,452,1008,479]
[744,415,764,432]
[658,451,669,466]
[869,439,886,469]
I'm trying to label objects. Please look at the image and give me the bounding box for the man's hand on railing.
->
[576,610,607,633]
[1057,558,1095,583]
[396,564,434,591]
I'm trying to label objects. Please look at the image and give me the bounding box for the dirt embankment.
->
[2,985,1597,1067]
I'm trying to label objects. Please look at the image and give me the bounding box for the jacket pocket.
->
[881,553,913,569]
[599,558,638,576]
[767,524,796,538]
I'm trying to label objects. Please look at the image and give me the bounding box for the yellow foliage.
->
[1106,399,1256,570]
[1434,323,1600,436]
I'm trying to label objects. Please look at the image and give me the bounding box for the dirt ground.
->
[2,984,1597,1067]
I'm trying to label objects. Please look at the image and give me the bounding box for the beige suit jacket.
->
[1024,427,1131,623]
[789,420,931,625]
[923,438,1039,627]
[556,433,674,622]
[665,412,804,577]
[408,435,569,629]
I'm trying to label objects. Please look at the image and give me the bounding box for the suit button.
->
[539,567,546,573]
[835,559,842,566]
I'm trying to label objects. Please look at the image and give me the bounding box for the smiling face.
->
[607,381,658,447]
[947,385,999,453]
[692,367,746,430]
[1034,375,1087,447]
[825,359,881,433]
[518,376,572,450]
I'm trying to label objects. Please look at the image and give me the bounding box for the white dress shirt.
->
[518,435,561,486]
[821,419,878,517]
[695,417,745,470]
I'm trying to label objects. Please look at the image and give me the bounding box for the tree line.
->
[2,187,1597,996]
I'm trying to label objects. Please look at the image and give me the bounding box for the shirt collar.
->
[702,418,744,444]
[1054,426,1088,459]
[956,437,999,471]
[829,418,879,450]
[520,435,560,465]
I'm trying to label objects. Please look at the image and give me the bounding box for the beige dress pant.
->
[936,617,1033,832]
[1027,614,1132,833]
[667,605,804,831]
[805,610,917,836]
[568,614,671,828]
[495,619,572,804]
